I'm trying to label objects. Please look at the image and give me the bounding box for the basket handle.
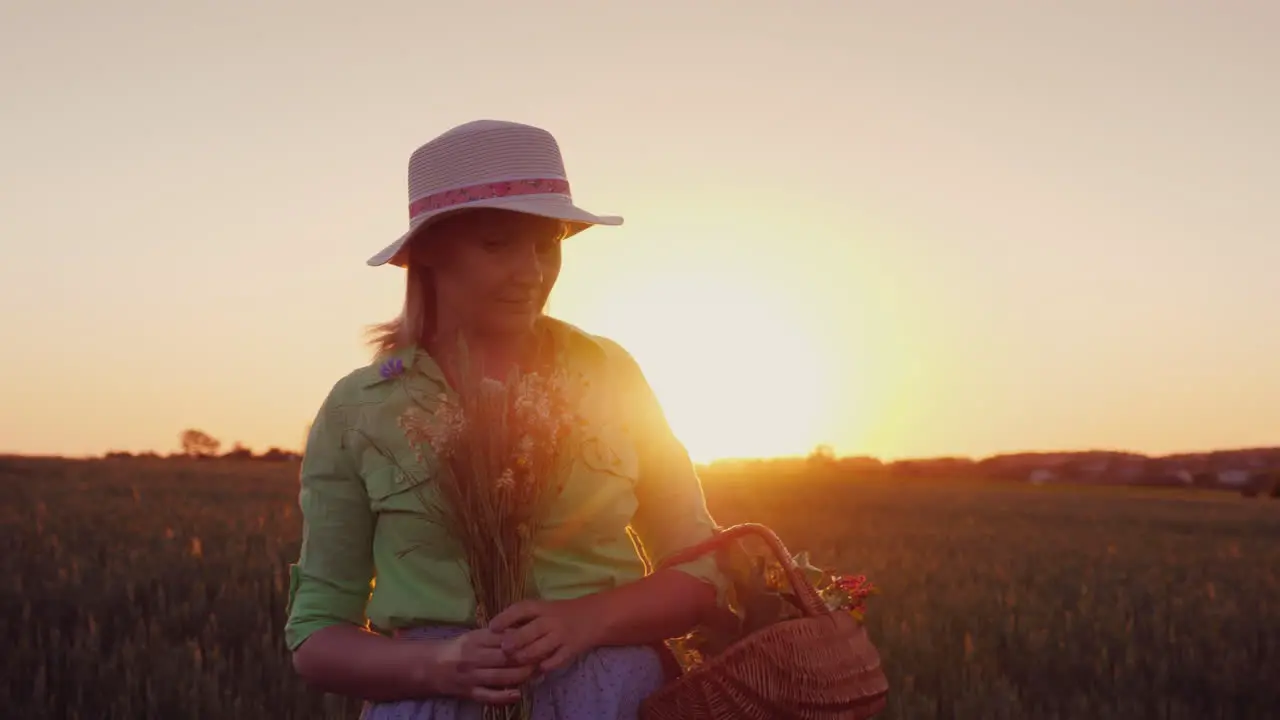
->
[655,523,828,617]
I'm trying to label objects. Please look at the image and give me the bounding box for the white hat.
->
[367,119,623,267]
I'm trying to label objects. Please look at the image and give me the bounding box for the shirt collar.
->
[361,344,448,390]
[358,316,607,390]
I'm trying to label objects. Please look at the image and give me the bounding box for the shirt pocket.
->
[353,419,441,508]
[361,459,458,562]
[363,460,430,505]
[578,422,642,481]
[542,423,642,548]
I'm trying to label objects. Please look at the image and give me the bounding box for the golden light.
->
[580,270,830,463]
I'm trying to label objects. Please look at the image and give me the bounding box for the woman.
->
[285,120,726,719]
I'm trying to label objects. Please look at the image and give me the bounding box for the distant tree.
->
[179,429,222,458]
[223,443,254,461]
[838,455,884,474]
[807,444,838,465]
[259,447,301,463]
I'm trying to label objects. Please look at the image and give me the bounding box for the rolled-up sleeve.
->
[284,386,375,651]
[603,341,729,605]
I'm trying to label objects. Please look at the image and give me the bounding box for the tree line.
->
[101,428,302,463]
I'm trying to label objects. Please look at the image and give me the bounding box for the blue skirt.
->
[361,626,668,720]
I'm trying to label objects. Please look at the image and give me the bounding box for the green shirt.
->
[284,318,726,651]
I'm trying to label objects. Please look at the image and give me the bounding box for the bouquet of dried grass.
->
[379,340,586,719]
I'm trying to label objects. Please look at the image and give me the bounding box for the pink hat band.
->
[408,178,571,221]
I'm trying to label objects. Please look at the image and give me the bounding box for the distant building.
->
[1028,468,1056,485]
[1217,469,1252,487]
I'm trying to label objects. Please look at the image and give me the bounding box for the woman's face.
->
[410,209,567,338]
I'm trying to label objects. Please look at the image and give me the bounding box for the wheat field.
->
[3,456,1277,719]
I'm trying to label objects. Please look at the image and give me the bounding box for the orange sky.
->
[2,1,1279,462]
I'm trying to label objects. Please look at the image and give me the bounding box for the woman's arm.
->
[595,338,728,634]
[293,625,435,701]
[489,567,714,673]
[286,390,397,697]
[294,624,531,705]
[287,383,534,703]
[579,567,717,647]
[488,567,716,673]
[286,387,443,702]
[490,340,725,670]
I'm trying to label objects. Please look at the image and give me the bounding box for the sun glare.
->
[581,272,829,463]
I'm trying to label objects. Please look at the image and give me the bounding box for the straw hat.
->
[367,119,623,267]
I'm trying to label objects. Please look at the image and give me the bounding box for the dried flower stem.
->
[385,334,584,719]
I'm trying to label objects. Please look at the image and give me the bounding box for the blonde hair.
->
[365,212,571,357]
[366,262,435,356]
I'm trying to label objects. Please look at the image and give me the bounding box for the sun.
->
[573,271,829,463]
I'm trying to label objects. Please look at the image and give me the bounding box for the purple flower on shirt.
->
[379,357,406,380]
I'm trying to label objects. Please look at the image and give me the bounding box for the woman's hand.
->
[421,628,539,704]
[488,598,600,674]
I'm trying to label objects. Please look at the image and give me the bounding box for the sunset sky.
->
[2,1,1278,463]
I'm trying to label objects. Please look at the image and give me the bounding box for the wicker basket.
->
[640,523,889,720]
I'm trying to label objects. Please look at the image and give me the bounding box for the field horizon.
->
[5,454,1278,719]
